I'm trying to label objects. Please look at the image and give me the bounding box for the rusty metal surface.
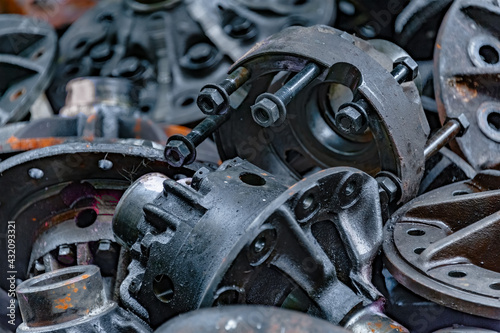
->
[435,0,500,170]
[384,170,500,319]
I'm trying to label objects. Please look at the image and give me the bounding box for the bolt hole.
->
[153,274,174,303]
[28,168,44,179]
[239,172,266,186]
[31,48,45,60]
[75,40,87,50]
[448,271,467,278]
[254,107,270,124]
[479,45,499,65]
[181,97,194,107]
[407,229,425,236]
[75,209,98,228]
[302,194,314,210]
[10,88,26,102]
[414,247,426,255]
[215,289,239,305]
[452,190,470,196]
[98,159,113,170]
[489,283,500,290]
[140,105,151,113]
[487,112,500,132]
[344,181,355,197]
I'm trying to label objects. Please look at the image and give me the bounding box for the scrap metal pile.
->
[0,0,499,332]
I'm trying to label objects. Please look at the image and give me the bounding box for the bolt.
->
[424,114,470,160]
[251,62,321,127]
[90,43,112,63]
[57,245,75,265]
[97,240,112,253]
[336,105,367,134]
[197,67,250,115]
[164,139,193,167]
[376,172,402,203]
[187,43,214,64]
[251,97,281,127]
[128,277,142,295]
[392,56,419,84]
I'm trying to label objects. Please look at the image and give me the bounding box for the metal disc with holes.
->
[435,0,500,170]
[0,15,57,125]
[384,170,500,319]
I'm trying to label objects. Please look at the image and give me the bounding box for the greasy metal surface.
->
[46,0,335,124]
[219,25,429,202]
[384,170,500,319]
[0,15,57,124]
[435,0,500,170]
[0,142,202,292]
[114,159,384,327]
[155,306,350,333]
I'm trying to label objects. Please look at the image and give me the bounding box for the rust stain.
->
[81,274,90,279]
[73,288,79,293]
[436,43,441,49]
[133,119,142,138]
[54,295,72,310]
[83,286,87,290]
[165,125,191,137]
[390,324,405,332]
[6,136,66,151]
[86,114,96,123]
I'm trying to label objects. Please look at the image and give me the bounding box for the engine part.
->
[434,328,499,333]
[113,158,397,329]
[212,25,428,203]
[395,0,454,60]
[155,305,349,333]
[0,15,57,125]
[0,142,205,303]
[435,0,500,170]
[46,0,336,124]
[384,170,500,319]
[16,265,150,332]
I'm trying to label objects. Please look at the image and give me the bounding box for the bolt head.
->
[251,98,280,128]
[455,113,470,136]
[197,88,226,115]
[395,56,418,81]
[165,140,191,167]
[377,176,399,202]
[336,106,365,133]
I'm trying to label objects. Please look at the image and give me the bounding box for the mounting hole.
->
[10,88,26,102]
[140,105,151,113]
[407,229,425,236]
[489,283,500,290]
[181,97,194,107]
[414,247,426,255]
[98,159,113,170]
[75,209,98,228]
[253,235,266,253]
[448,271,467,278]
[487,112,500,132]
[479,45,499,65]
[153,274,174,303]
[239,172,266,186]
[28,168,44,179]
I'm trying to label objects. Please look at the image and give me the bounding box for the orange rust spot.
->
[6,136,66,151]
[218,160,222,165]
[165,125,191,137]
[86,114,96,123]
[32,218,36,221]
[83,286,87,290]
[226,176,232,179]
[390,324,405,332]
[375,322,383,329]
[133,119,142,138]
[81,274,90,279]
[261,173,268,176]
[54,296,72,310]
[73,288,79,293]
[436,43,441,49]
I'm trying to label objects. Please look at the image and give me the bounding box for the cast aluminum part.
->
[112,158,406,331]
[15,265,150,332]
[154,305,350,333]
[215,25,429,203]
[384,170,500,319]
[46,0,336,124]
[435,0,500,170]
[0,15,57,125]
[0,142,206,330]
